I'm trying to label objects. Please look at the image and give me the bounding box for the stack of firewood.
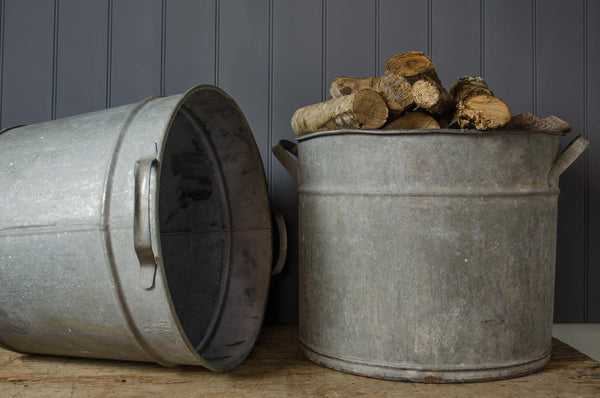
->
[291,51,571,135]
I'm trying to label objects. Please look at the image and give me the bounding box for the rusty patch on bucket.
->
[420,375,446,383]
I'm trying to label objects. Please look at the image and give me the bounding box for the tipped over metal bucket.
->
[274,129,588,382]
[0,85,285,371]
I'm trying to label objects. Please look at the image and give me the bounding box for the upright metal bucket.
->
[274,130,588,382]
[0,85,280,371]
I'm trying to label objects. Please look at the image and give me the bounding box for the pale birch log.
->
[291,89,388,136]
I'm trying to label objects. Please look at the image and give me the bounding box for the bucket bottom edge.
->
[299,341,551,383]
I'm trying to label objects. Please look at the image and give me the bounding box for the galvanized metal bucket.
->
[0,85,285,371]
[273,129,588,382]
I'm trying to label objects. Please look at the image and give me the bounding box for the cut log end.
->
[379,72,413,112]
[385,51,433,77]
[352,89,389,129]
[456,95,511,130]
[411,79,440,108]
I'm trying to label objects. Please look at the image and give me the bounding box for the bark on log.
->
[329,76,379,98]
[291,89,388,136]
[531,115,572,133]
[383,111,440,130]
[450,76,511,130]
[505,113,572,133]
[504,112,539,130]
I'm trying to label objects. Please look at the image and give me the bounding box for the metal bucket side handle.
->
[271,209,288,276]
[548,135,589,187]
[134,142,161,290]
[272,140,298,183]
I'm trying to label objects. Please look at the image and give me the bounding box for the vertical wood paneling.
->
[484,0,534,115]
[164,0,215,95]
[0,0,5,128]
[0,0,55,127]
[218,0,270,167]
[431,0,480,87]
[587,0,600,322]
[55,0,108,118]
[268,0,322,324]
[378,0,428,75]
[325,0,376,98]
[110,0,162,106]
[0,1,598,324]
[537,0,586,322]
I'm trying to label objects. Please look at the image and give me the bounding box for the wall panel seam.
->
[214,0,220,86]
[52,0,59,120]
[583,0,589,322]
[480,0,485,78]
[427,0,432,57]
[268,0,274,198]
[106,0,113,108]
[0,0,5,127]
[161,0,166,96]
[375,0,380,75]
[322,0,327,101]
[532,0,537,114]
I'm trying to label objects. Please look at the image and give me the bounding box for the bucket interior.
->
[157,87,270,368]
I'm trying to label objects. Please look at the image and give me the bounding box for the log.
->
[505,113,572,133]
[329,74,413,113]
[504,112,538,130]
[385,51,453,115]
[385,51,434,76]
[329,52,452,115]
[329,76,379,98]
[378,72,414,113]
[291,89,389,136]
[531,115,572,133]
[383,111,440,130]
[450,76,511,130]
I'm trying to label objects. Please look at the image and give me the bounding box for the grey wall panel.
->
[378,0,428,76]
[164,0,215,95]
[218,0,270,167]
[431,0,481,88]
[325,0,376,98]
[110,0,162,106]
[0,1,598,324]
[537,0,586,322]
[0,0,5,128]
[483,0,533,115]
[0,0,55,128]
[55,0,108,118]
[587,0,600,322]
[268,0,322,324]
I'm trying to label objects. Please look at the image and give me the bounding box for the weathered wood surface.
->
[450,76,511,130]
[0,326,599,397]
[291,89,388,135]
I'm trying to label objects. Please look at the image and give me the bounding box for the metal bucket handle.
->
[271,209,287,276]
[134,142,161,290]
[548,135,589,187]
[272,140,299,183]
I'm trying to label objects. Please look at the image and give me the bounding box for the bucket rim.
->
[296,128,563,142]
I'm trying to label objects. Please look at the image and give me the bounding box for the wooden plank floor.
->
[1,325,599,397]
